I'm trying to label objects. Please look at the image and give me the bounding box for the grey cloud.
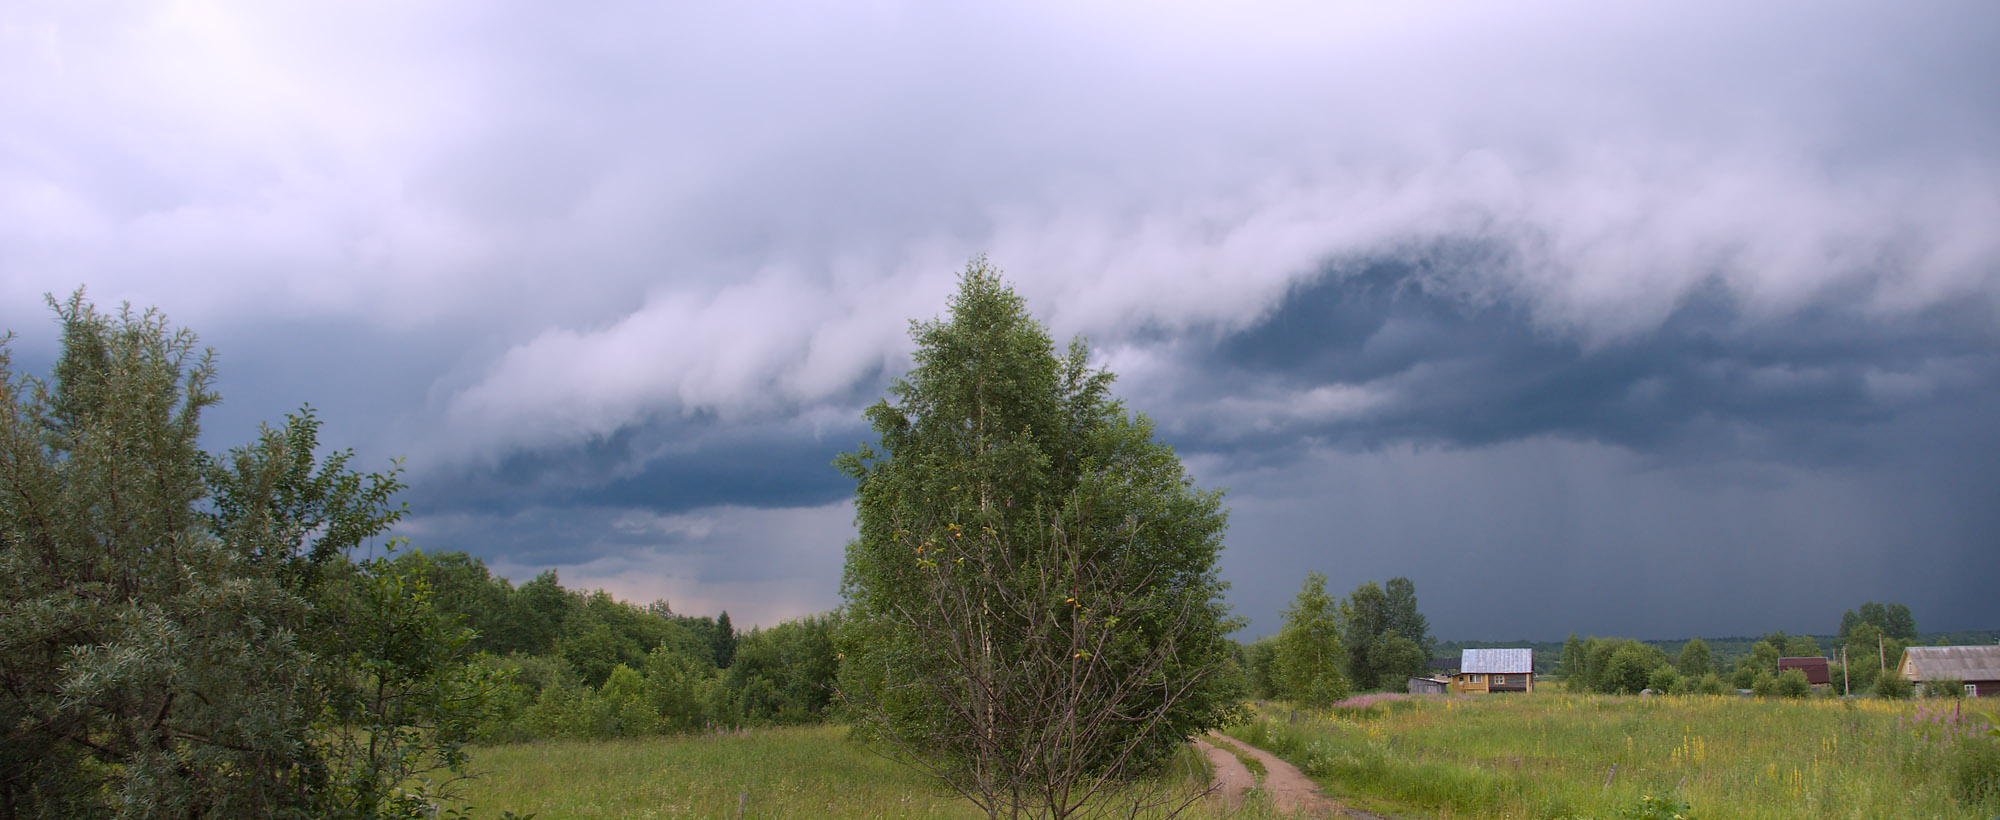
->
[5,2,1999,638]
[1136,257,2000,471]
[11,1,1998,469]
[406,412,870,519]
[1209,394,2000,641]
[395,500,854,627]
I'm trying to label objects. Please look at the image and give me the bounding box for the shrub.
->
[1925,676,1967,699]
[1875,673,1915,700]
[1750,672,1779,698]
[1775,668,1811,699]
[1602,646,1657,694]
[1648,665,1682,694]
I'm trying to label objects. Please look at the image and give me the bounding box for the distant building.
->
[1408,677,1449,695]
[1451,648,1534,694]
[1899,646,2000,697]
[1778,657,1831,686]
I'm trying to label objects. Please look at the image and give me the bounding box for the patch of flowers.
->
[1897,701,1993,745]
[1329,692,1411,710]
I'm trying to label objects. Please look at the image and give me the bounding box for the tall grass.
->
[454,726,988,819]
[453,725,1265,820]
[1228,692,2000,820]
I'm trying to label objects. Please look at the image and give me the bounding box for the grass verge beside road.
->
[452,725,1235,820]
[1227,692,2000,820]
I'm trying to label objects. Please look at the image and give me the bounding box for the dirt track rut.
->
[1200,732,1392,819]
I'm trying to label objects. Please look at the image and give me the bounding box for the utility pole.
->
[1842,646,1849,696]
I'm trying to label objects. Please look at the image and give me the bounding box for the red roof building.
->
[1778,657,1831,686]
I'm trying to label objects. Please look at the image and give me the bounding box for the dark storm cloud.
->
[1204,387,2000,641]
[5,2,1999,632]
[405,414,867,519]
[1167,256,2000,467]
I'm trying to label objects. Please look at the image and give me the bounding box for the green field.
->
[1227,692,2000,820]
[450,695,1999,820]
[451,725,1274,820]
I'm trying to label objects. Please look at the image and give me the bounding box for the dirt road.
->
[1199,732,1392,819]
[1191,736,1257,809]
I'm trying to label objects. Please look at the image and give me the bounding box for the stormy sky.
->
[4,2,1997,641]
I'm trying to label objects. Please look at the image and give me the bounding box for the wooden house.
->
[1407,677,1449,695]
[1777,657,1831,686]
[1451,648,1534,694]
[1899,645,2000,697]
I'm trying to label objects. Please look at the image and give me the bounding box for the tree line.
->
[1558,600,1935,698]
[1236,572,1437,706]
[383,550,840,742]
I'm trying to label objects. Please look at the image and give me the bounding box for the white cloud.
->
[4,0,1996,467]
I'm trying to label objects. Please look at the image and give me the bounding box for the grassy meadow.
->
[444,694,1999,819]
[1228,692,2000,820]
[448,724,1283,820]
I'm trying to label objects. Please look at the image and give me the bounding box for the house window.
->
[1469,673,1483,683]
[1970,684,1980,697]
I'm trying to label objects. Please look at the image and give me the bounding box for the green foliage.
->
[1925,676,1967,699]
[1561,632,1584,685]
[725,613,840,726]
[835,260,1239,819]
[1338,577,1433,691]
[1953,736,2000,806]
[0,293,490,818]
[640,648,714,733]
[1841,602,1917,643]
[1616,794,1697,820]
[1370,631,1430,689]
[1773,668,1811,699]
[1835,621,1902,693]
[1565,637,1671,694]
[1691,672,1729,696]
[1732,661,1761,690]
[1381,577,1433,657]
[420,555,841,745]
[1242,636,1280,700]
[1600,644,1659,695]
[1340,581,1389,690]
[712,610,737,669]
[1875,673,1915,700]
[1675,637,1711,678]
[313,549,505,818]
[1277,572,1350,706]
[1647,665,1682,694]
[1750,671,1780,698]
[1746,632,1785,670]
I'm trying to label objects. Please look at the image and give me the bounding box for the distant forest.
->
[382,548,842,741]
